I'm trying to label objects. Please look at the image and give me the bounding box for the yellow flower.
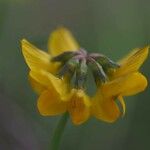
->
[91,47,149,122]
[21,27,149,125]
[22,28,90,125]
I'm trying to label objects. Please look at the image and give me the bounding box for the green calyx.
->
[52,49,120,89]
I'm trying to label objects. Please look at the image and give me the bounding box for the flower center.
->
[51,49,120,93]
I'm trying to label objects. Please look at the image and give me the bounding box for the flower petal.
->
[113,46,149,78]
[37,90,67,116]
[101,72,147,97]
[29,70,70,101]
[29,75,46,94]
[21,39,58,73]
[92,93,120,123]
[118,48,140,64]
[48,27,79,56]
[118,95,126,116]
[68,89,91,125]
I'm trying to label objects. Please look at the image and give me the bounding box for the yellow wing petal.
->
[48,27,79,56]
[29,70,70,101]
[118,96,126,116]
[37,90,67,116]
[113,46,149,78]
[68,89,91,125]
[101,72,147,97]
[91,93,120,123]
[118,48,140,64]
[29,74,46,94]
[21,39,58,73]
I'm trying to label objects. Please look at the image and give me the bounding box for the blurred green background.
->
[0,0,150,150]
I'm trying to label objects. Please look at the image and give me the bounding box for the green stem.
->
[51,112,69,150]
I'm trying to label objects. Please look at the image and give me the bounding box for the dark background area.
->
[0,0,150,150]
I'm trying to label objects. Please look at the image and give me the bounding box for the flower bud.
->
[75,59,88,89]
[88,59,108,85]
[51,51,76,63]
[94,55,120,69]
[57,58,79,78]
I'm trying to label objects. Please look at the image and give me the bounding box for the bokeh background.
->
[0,0,150,150]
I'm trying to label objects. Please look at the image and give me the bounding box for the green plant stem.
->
[51,112,69,150]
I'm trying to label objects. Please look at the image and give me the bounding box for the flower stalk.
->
[51,112,69,150]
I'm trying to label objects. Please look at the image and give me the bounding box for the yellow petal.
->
[21,39,59,73]
[92,93,120,123]
[68,89,91,125]
[29,70,70,101]
[48,27,79,56]
[113,46,149,78]
[37,90,67,116]
[118,95,126,116]
[118,48,140,64]
[101,72,147,97]
[29,75,46,94]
